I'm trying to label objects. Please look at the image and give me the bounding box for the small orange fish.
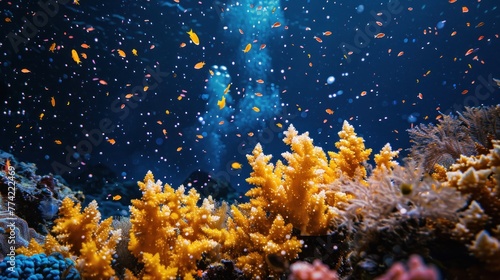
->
[112,195,122,201]
[323,31,332,36]
[107,139,116,145]
[21,68,31,73]
[465,48,475,56]
[176,147,182,152]
[325,108,334,115]
[461,89,469,95]
[217,96,226,109]
[117,49,126,57]
[451,31,457,36]
[54,140,62,144]
[51,96,56,107]
[374,33,385,38]
[478,35,484,41]
[239,28,244,34]
[256,79,264,83]
[252,107,260,112]
[417,93,423,99]
[360,91,367,96]
[125,93,134,98]
[397,51,404,57]
[259,44,266,50]
[49,42,56,52]
[80,53,87,59]
[180,42,186,48]
[449,0,456,3]
[375,21,383,26]
[99,79,108,85]
[314,36,323,43]
[462,6,469,13]
[81,43,90,49]
[194,61,205,69]
[271,22,281,28]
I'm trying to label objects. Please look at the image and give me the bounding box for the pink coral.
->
[375,255,440,280]
[288,259,339,280]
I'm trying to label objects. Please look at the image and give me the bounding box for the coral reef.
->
[10,107,500,279]
[17,198,122,280]
[0,150,84,234]
[0,212,44,261]
[0,252,80,279]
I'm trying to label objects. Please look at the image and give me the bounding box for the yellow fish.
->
[71,49,81,64]
[217,96,226,109]
[231,162,242,169]
[132,49,138,56]
[112,195,122,201]
[252,106,260,112]
[243,43,252,53]
[187,29,200,45]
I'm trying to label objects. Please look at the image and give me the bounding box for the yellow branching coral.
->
[328,121,372,182]
[246,125,340,235]
[372,143,399,179]
[128,171,223,279]
[18,198,121,280]
[212,204,302,279]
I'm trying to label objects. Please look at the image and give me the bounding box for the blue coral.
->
[0,253,81,280]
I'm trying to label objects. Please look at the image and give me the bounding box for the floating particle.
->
[326,76,335,84]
